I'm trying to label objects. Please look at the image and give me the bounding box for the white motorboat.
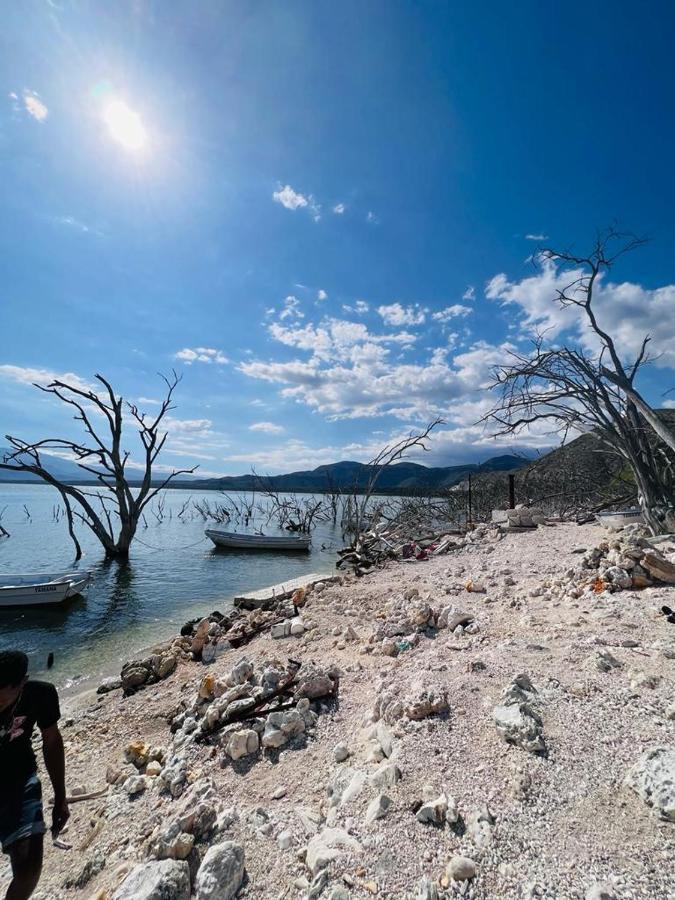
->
[0,571,92,608]
[205,529,311,551]
[596,509,644,530]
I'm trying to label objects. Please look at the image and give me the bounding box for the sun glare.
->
[103,99,147,152]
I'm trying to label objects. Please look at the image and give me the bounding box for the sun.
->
[102,99,147,152]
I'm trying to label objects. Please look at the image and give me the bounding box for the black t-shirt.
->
[0,680,60,789]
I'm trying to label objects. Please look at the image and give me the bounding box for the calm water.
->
[0,484,340,689]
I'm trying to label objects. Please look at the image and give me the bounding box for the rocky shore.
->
[3,521,674,900]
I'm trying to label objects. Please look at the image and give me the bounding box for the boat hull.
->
[0,574,91,608]
[205,529,311,551]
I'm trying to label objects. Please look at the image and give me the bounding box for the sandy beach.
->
[3,520,674,900]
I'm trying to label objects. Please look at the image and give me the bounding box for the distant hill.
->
[471,409,675,510]
[191,454,528,494]
[0,447,90,482]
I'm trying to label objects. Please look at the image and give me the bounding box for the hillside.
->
[471,409,675,513]
[192,454,528,494]
[0,446,89,482]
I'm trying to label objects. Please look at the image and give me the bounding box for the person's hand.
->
[51,799,70,836]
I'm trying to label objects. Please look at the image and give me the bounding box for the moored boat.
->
[205,529,311,551]
[0,571,92,608]
[596,508,644,529]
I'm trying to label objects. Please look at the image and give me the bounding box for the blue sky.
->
[1,0,674,476]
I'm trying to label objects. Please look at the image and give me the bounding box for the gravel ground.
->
[2,521,674,900]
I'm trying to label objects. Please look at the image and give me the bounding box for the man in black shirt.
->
[0,651,69,899]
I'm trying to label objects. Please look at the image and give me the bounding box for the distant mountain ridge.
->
[0,445,528,492]
[0,447,88,482]
[192,454,528,493]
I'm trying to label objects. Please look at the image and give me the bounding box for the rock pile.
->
[579,525,675,592]
[366,588,478,657]
[169,656,340,763]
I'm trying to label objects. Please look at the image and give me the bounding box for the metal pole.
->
[508,473,516,509]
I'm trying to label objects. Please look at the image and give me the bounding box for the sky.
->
[1,0,675,477]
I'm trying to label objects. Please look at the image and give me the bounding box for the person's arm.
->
[41,724,69,835]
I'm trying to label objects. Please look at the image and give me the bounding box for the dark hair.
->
[0,651,29,688]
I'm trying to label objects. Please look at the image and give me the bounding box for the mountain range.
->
[191,455,528,493]
[0,447,527,492]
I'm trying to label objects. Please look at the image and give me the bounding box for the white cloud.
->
[486,256,675,368]
[279,295,304,320]
[432,304,472,323]
[0,364,95,394]
[23,91,48,122]
[333,203,346,215]
[164,416,213,434]
[342,300,369,316]
[525,233,549,241]
[249,421,285,434]
[137,396,162,406]
[317,289,328,302]
[462,286,475,301]
[272,184,308,210]
[53,215,103,237]
[240,330,512,420]
[273,184,321,221]
[174,347,228,365]
[664,399,675,409]
[366,211,378,224]
[377,303,426,326]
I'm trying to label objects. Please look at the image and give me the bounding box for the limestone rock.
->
[585,884,617,900]
[225,729,259,760]
[365,793,393,824]
[370,760,402,790]
[595,650,622,673]
[642,550,675,583]
[446,856,477,881]
[113,860,190,900]
[333,743,350,763]
[194,841,245,900]
[97,676,122,694]
[626,746,675,821]
[416,793,449,826]
[306,827,362,874]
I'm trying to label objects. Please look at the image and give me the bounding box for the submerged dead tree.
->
[0,372,197,559]
[484,229,675,534]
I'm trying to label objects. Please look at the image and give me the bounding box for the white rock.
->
[365,793,392,824]
[194,841,245,900]
[416,793,448,826]
[277,830,293,850]
[370,760,402,790]
[626,746,675,821]
[306,827,362,874]
[124,775,150,797]
[446,855,477,881]
[225,729,259,761]
[333,743,350,763]
[493,688,545,755]
[113,860,190,900]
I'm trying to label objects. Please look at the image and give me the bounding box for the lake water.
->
[0,484,341,690]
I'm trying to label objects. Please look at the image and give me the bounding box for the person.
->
[0,651,69,900]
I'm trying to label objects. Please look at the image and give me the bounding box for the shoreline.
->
[5,521,674,899]
[59,569,337,704]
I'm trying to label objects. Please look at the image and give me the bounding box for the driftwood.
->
[196,667,301,742]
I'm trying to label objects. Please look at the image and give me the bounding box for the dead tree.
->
[341,419,442,545]
[0,372,197,559]
[483,229,675,534]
